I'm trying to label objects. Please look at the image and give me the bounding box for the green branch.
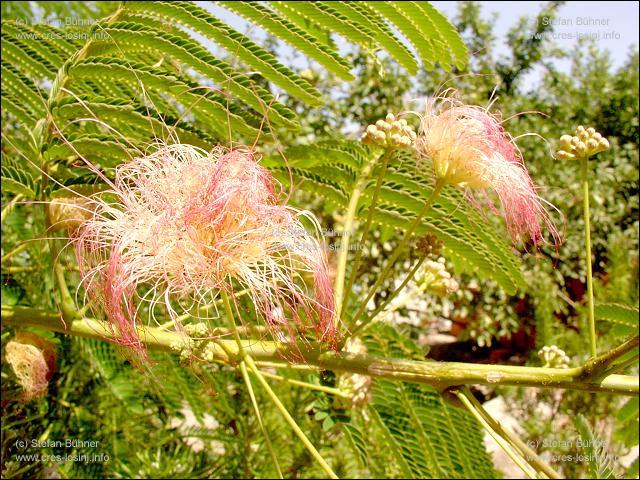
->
[580,335,639,380]
[3,305,637,396]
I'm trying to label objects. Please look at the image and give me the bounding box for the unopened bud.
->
[538,345,570,369]
[556,126,610,160]
[415,233,444,259]
[361,113,416,149]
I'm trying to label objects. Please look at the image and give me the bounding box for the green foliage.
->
[572,414,616,479]
[362,325,497,479]
[265,142,525,295]
[1,1,638,479]
[594,302,639,329]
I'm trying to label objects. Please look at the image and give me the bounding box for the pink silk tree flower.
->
[416,96,559,248]
[74,144,336,360]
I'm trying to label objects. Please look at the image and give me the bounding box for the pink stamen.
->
[74,144,337,360]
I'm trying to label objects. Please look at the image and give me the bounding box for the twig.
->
[349,180,445,329]
[581,335,639,380]
[3,305,637,396]
[240,360,283,479]
[454,389,537,479]
[580,156,597,357]
[244,355,339,479]
[342,149,394,317]
[459,387,562,479]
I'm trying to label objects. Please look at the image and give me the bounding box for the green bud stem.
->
[334,152,380,323]
[350,257,426,336]
[350,179,446,329]
[454,389,537,479]
[580,156,597,357]
[456,386,562,479]
[244,355,339,479]
[342,148,395,318]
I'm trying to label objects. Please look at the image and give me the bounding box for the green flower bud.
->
[556,126,610,160]
[538,345,570,369]
[362,113,417,149]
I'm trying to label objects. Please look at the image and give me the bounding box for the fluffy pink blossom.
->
[416,96,559,248]
[74,144,336,360]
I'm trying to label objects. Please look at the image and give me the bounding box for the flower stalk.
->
[239,360,283,479]
[244,355,339,479]
[349,179,446,328]
[456,387,562,479]
[581,155,597,357]
[557,126,611,358]
[334,154,378,321]
[221,292,338,479]
[454,390,537,478]
[341,148,395,318]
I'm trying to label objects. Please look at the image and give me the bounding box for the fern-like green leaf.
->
[51,96,216,149]
[364,1,435,70]
[573,414,616,479]
[1,23,58,79]
[1,156,36,198]
[125,0,323,105]
[90,21,298,129]
[217,1,354,81]
[364,325,496,478]
[594,302,639,328]
[1,61,46,118]
[67,57,259,138]
[323,1,419,75]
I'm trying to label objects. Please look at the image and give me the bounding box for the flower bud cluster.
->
[556,126,610,160]
[415,233,444,259]
[415,257,459,297]
[171,323,224,364]
[362,113,416,149]
[538,345,570,369]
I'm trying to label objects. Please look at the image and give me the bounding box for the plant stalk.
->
[580,335,639,380]
[334,154,378,322]
[3,305,637,396]
[342,149,394,318]
[350,180,445,327]
[244,355,339,479]
[350,257,427,336]
[459,387,562,479]
[581,156,597,357]
[240,360,283,479]
[454,390,537,479]
[258,370,350,398]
